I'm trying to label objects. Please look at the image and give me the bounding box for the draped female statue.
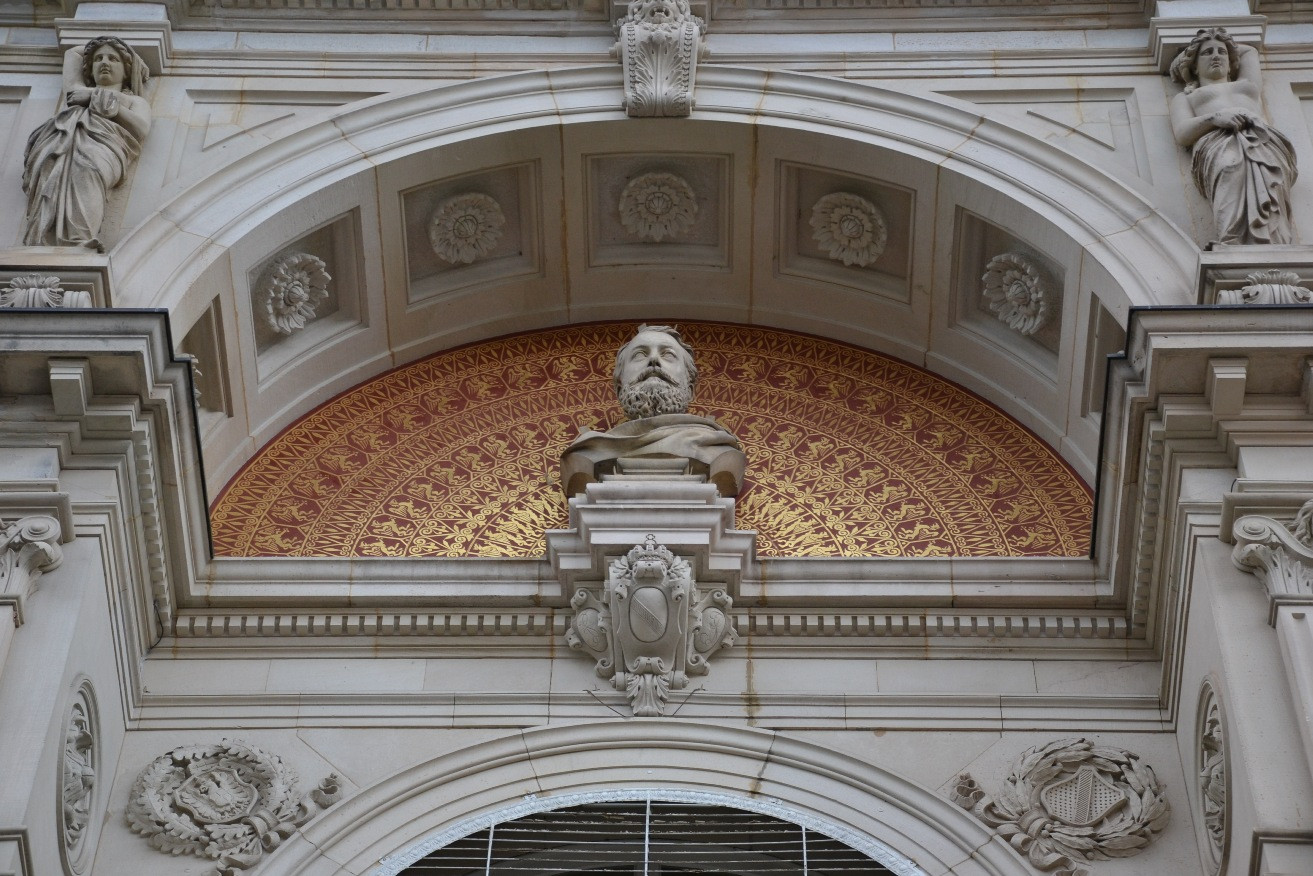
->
[21,37,152,250]
[1170,28,1297,246]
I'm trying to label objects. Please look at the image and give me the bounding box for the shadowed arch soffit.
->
[211,321,1092,558]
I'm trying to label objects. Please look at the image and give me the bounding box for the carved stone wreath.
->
[1198,680,1228,874]
[261,253,331,335]
[428,192,506,265]
[127,740,342,876]
[619,172,698,242]
[1218,269,1313,305]
[981,252,1050,336]
[0,274,92,308]
[809,192,887,267]
[60,681,97,875]
[951,737,1169,875]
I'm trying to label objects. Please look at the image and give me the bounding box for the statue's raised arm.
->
[1168,27,1297,246]
[560,324,746,497]
[22,36,152,250]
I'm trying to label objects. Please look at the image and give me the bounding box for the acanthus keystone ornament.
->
[428,192,506,265]
[127,740,342,876]
[950,737,1169,875]
[809,192,887,267]
[614,0,706,118]
[981,252,1050,337]
[619,172,698,242]
[261,253,331,335]
[566,534,736,716]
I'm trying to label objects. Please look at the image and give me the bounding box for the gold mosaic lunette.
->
[210,322,1093,558]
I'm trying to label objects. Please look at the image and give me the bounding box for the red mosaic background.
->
[210,322,1093,558]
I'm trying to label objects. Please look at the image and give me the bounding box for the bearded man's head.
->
[613,325,698,420]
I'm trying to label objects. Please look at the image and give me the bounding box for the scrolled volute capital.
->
[1232,499,1313,603]
[1,514,65,602]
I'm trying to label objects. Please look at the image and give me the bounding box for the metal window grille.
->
[401,800,896,875]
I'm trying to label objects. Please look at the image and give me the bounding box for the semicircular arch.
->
[261,720,1030,876]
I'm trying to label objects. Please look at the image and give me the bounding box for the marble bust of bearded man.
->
[560,325,745,497]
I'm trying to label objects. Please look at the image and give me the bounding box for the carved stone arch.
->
[258,720,1036,876]
[111,64,1196,315]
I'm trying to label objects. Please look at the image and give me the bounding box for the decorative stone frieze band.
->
[615,0,706,117]
[951,738,1169,875]
[127,740,342,876]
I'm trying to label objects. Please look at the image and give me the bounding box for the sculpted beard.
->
[619,372,692,419]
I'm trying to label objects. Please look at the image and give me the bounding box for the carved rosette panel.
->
[1198,680,1228,874]
[616,0,706,118]
[428,193,506,265]
[566,534,736,716]
[126,740,342,876]
[809,192,887,267]
[0,274,92,308]
[950,737,1169,875]
[260,253,331,335]
[59,681,97,875]
[619,172,698,242]
[981,253,1050,336]
[1218,269,1313,305]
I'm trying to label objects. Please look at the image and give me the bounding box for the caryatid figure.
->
[22,36,152,250]
[1169,27,1297,246]
[560,324,746,497]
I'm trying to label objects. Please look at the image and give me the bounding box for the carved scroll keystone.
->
[567,534,736,716]
[613,0,707,118]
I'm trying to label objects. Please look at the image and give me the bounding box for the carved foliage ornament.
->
[619,172,698,242]
[428,192,506,265]
[567,534,736,716]
[1218,269,1313,305]
[0,274,92,308]
[127,740,342,876]
[951,738,1169,875]
[1198,681,1228,873]
[261,253,331,336]
[60,682,97,874]
[809,192,888,267]
[982,252,1050,336]
[615,0,706,118]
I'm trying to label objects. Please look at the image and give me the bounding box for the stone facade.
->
[2,1,1313,875]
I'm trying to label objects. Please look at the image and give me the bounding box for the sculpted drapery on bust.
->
[560,325,745,497]
[22,36,152,250]
[1169,28,1297,246]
